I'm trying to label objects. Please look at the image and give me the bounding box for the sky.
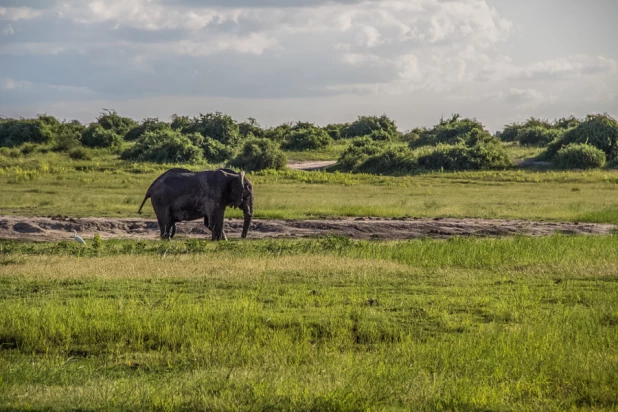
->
[0,0,617,131]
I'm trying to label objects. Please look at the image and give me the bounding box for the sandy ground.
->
[287,161,337,171]
[0,215,614,242]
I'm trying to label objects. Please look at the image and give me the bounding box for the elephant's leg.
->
[156,217,167,239]
[169,222,176,239]
[211,210,226,241]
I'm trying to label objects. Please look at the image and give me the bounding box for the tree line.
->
[1,111,616,173]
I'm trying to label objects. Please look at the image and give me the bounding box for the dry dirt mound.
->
[0,215,614,242]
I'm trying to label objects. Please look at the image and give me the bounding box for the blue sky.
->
[0,0,616,130]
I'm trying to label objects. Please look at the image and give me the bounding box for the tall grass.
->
[1,236,617,410]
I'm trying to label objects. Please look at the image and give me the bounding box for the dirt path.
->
[0,215,614,242]
[287,161,337,171]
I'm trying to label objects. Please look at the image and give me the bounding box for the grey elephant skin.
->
[138,168,253,240]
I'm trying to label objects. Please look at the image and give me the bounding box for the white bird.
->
[73,230,86,246]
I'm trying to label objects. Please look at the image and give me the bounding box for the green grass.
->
[2,153,618,223]
[1,235,617,410]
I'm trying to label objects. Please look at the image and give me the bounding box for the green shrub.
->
[19,143,37,155]
[498,124,522,142]
[69,147,92,161]
[170,114,192,132]
[498,117,552,142]
[229,138,287,171]
[81,124,123,149]
[190,134,235,163]
[238,118,265,139]
[124,118,170,141]
[355,147,418,175]
[543,114,618,161]
[94,110,137,137]
[183,112,241,146]
[411,114,487,147]
[336,137,383,171]
[323,123,346,140]
[342,115,398,139]
[400,128,423,143]
[517,126,562,147]
[263,124,291,143]
[53,121,85,152]
[417,134,511,171]
[121,129,203,164]
[554,143,606,169]
[367,129,393,141]
[284,125,332,151]
[553,116,580,130]
[0,118,56,147]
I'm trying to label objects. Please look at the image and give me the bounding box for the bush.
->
[543,114,618,161]
[121,129,203,164]
[554,143,606,169]
[417,133,511,171]
[19,143,37,155]
[188,133,235,163]
[336,137,384,171]
[284,125,332,151]
[53,121,85,152]
[517,126,562,147]
[411,114,487,147]
[170,114,192,132]
[69,147,92,161]
[184,112,241,146]
[238,118,265,139]
[497,117,552,142]
[263,124,291,143]
[229,138,287,171]
[498,124,522,142]
[367,129,393,141]
[400,128,423,144]
[342,115,398,139]
[81,124,123,149]
[0,118,56,147]
[323,123,348,140]
[554,116,580,130]
[94,110,137,137]
[124,118,170,141]
[355,147,418,175]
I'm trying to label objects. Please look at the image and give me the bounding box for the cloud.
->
[504,88,547,106]
[0,7,41,21]
[0,0,616,127]
[1,24,14,35]
[517,55,617,80]
[2,78,33,90]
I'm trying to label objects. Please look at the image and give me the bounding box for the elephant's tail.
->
[137,191,150,214]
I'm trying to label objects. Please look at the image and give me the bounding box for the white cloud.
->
[3,78,33,90]
[518,55,617,80]
[0,7,41,21]
[504,88,547,106]
[1,24,14,35]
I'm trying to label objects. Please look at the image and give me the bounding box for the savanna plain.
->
[1,163,618,410]
[1,113,618,411]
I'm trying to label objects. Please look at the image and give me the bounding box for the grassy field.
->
[1,152,618,223]
[1,235,617,410]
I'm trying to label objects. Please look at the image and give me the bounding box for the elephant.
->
[137,168,253,240]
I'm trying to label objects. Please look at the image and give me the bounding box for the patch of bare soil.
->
[0,215,615,242]
[287,161,337,171]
